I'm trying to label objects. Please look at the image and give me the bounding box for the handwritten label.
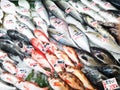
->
[49,5,57,10]
[83,7,90,11]
[105,3,111,7]
[102,78,120,90]
[55,33,64,41]
[90,2,96,6]
[37,7,45,12]
[73,32,83,39]
[65,7,73,14]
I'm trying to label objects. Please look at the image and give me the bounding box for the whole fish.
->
[65,15,95,33]
[0,9,4,23]
[23,57,51,76]
[97,65,120,78]
[48,28,79,48]
[77,49,101,67]
[55,0,83,22]
[43,0,65,20]
[85,31,120,54]
[31,49,53,70]
[68,0,106,22]
[15,13,35,31]
[15,6,30,17]
[83,14,116,42]
[48,77,71,90]
[0,39,26,60]
[0,0,16,14]
[32,11,49,37]
[16,21,35,40]
[7,30,30,44]
[34,0,50,25]
[91,47,118,65]
[92,0,117,10]
[68,24,91,52]
[81,66,108,90]
[18,0,30,10]
[65,66,95,89]
[54,49,75,67]
[80,0,101,12]
[3,14,17,30]
[58,72,85,90]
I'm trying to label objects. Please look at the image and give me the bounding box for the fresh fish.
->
[97,65,120,78]
[34,0,50,25]
[92,0,117,10]
[0,60,17,74]
[15,81,49,90]
[56,0,83,22]
[63,46,82,67]
[81,66,108,90]
[83,14,116,42]
[65,66,94,89]
[0,0,16,14]
[48,77,71,90]
[85,31,120,54]
[33,30,49,43]
[7,30,30,44]
[65,15,95,33]
[31,49,53,70]
[0,72,21,85]
[15,13,35,31]
[3,14,17,30]
[77,49,101,67]
[0,80,16,90]
[16,21,35,39]
[91,47,118,65]
[0,39,26,60]
[54,49,75,67]
[0,28,11,40]
[16,6,30,17]
[80,0,101,12]
[68,0,106,22]
[48,28,79,48]
[23,57,51,76]
[58,72,85,90]
[18,0,30,10]
[0,9,4,23]
[32,12,49,37]
[50,17,68,34]
[43,0,65,20]
[45,52,64,73]
[68,24,91,52]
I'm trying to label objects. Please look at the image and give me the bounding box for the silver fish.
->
[3,14,17,30]
[15,6,30,17]
[16,21,35,40]
[80,0,101,12]
[43,0,65,20]
[92,0,117,10]
[85,31,120,54]
[56,0,83,22]
[65,15,95,33]
[68,0,106,22]
[18,0,30,10]
[68,24,91,52]
[0,0,16,14]
[35,0,50,25]
[15,13,35,31]
[83,14,116,42]
[48,28,79,48]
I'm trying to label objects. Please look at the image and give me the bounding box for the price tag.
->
[102,78,120,90]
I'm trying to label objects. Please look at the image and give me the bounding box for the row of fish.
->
[0,0,120,90]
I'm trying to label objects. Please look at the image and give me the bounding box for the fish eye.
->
[81,55,88,61]
[96,54,104,60]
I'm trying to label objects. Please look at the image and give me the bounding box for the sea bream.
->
[85,31,120,54]
[43,0,65,20]
[34,0,50,25]
[68,24,91,52]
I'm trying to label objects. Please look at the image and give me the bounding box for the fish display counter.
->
[0,0,120,90]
